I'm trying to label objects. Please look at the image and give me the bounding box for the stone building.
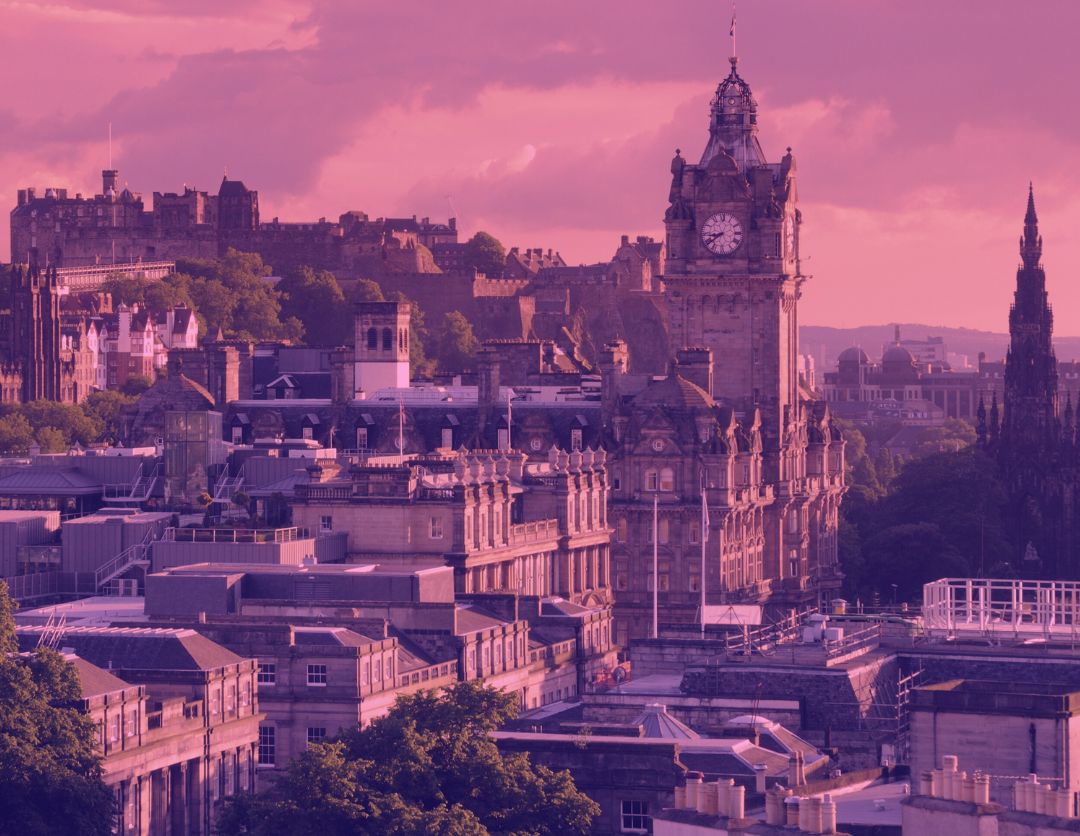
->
[15,625,260,835]
[656,56,845,613]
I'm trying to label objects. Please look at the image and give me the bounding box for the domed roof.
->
[632,374,716,412]
[882,344,916,365]
[837,346,869,365]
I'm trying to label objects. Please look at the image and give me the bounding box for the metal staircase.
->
[94,527,156,594]
[213,464,245,504]
[103,462,162,505]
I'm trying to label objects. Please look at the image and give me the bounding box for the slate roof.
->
[631,373,716,411]
[69,655,131,697]
[293,627,373,647]
[455,604,510,634]
[16,626,244,673]
[0,467,103,495]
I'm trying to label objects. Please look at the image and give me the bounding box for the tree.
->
[0,412,34,455]
[0,581,115,835]
[121,375,154,397]
[218,681,598,836]
[347,278,385,304]
[390,293,434,377]
[35,426,68,454]
[842,447,1012,602]
[436,311,479,372]
[277,267,352,346]
[84,390,136,443]
[19,402,102,448]
[463,232,506,278]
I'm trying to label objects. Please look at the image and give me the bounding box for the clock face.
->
[701,213,744,255]
[784,218,795,257]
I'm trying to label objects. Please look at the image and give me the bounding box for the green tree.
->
[121,375,154,397]
[84,390,136,443]
[277,267,352,346]
[0,581,115,835]
[347,278,385,304]
[436,311,479,372]
[35,426,68,453]
[390,293,434,377]
[218,681,598,836]
[0,412,34,455]
[19,402,103,448]
[463,232,506,278]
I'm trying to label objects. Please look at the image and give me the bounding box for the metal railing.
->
[163,526,302,544]
[924,577,1080,636]
[94,527,155,591]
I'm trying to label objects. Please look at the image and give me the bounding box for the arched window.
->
[659,467,675,492]
[366,327,377,350]
[382,328,393,351]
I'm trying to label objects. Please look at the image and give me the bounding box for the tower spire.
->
[1021,182,1042,267]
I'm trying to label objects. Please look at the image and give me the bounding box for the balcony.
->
[508,519,559,545]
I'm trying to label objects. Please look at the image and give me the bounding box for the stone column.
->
[188,757,206,836]
[137,773,152,835]
[169,762,187,835]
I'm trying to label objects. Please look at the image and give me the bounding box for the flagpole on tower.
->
[730,1,737,59]
[701,474,709,640]
[398,398,405,466]
[652,493,659,640]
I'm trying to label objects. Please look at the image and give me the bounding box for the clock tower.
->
[662,56,839,602]
[664,55,802,463]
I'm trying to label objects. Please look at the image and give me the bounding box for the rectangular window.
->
[497,428,510,451]
[356,427,368,449]
[258,726,276,767]
[621,800,650,833]
[441,427,454,449]
[690,523,700,544]
[231,426,243,444]
[257,663,276,685]
[307,727,327,746]
[307,664,328,686]
[125,710,137,738]
[320,515,333,533]
[429,516,444,539]
[109,714,120,743]
[302,426,313,440]
[570,428,583,452]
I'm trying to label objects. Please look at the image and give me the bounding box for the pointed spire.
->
[990,392,1000,440]
[1021,183,1043,267]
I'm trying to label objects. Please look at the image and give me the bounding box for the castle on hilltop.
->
[11,170,455,277]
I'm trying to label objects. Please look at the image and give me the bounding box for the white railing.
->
[923,577,1080,636]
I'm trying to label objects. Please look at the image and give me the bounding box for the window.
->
[307,727,327,746]
[302,426,313,440]
[612,475,621,491]
[258,726,276,767]
[658,518,670,545]
[227,684,236,715]
[689,523,700,544]
[367,328,377,350]
[497,428,510,451]
[307,664,328,687]
[356,427,368,449]
[258,663,276,685]
[570,428,583,452]
[659,467,675,492]
[125,710,137,738]
[441,427,454,449]
[645,469,658,491]
[621,800,649,833]
[231,426,243,444]
[616,518,627,543]
[382,328,393,351]
[109,714,120,743]
[320,515,333,533]
[429,516,444,539]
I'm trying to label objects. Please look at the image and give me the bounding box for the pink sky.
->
[3,0,1079,332]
